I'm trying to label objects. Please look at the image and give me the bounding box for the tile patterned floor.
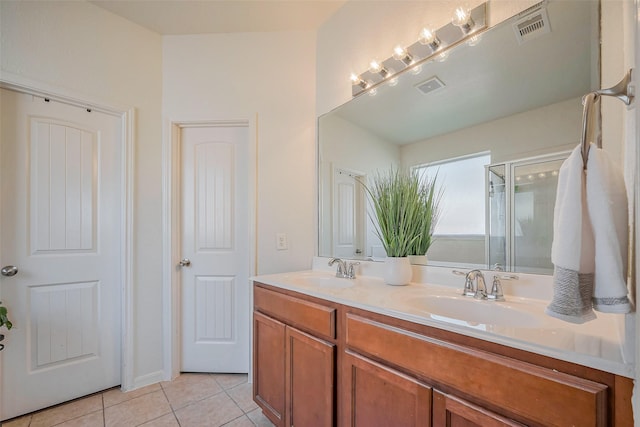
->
[2,373,275,427]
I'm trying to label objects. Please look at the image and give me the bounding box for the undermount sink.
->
[403,295,542,328]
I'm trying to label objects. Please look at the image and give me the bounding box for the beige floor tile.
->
[104,390,171,427]
[1,415,32,427]
[103,383,161,408]
[226,383,258,413]
[212,373,248,390]
[161,373,223,410]
[31,395,103,427]
[246,408,275,427]
[175,392,243,427]
[221,415,255,427]
[137,413,180,427]
[56,410,104,427]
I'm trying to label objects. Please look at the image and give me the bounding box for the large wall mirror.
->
[318,1,600,274]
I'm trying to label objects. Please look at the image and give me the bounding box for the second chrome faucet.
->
[328,258,359,279]
[454,269,517,301]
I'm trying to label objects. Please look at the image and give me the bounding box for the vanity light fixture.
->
[350,73,368,89]
[349,2,487,97]
[419,28,441,52]
[452,6,475,34]
[392,46,414,65]
[369,59,390,78]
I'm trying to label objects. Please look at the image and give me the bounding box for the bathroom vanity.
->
[252,267,633,427]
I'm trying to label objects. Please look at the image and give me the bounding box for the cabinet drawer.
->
[346,314,608,427]
[254,285,336,340]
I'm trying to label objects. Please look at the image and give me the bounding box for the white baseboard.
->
[126,370,165,391]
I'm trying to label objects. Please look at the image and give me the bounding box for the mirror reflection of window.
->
[414,153,490,267]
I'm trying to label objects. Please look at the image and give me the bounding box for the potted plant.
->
[363,167,427,285]
[408,173,443,264]
[0,301,12,351]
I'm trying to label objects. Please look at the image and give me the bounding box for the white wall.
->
[401,97,581,167]
[0,1,164,387]
[163,32,317,275]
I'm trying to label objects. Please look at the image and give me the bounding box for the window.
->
[414,153,490,235]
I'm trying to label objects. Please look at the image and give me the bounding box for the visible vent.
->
[513,6,551,44]
[415,76,445,95]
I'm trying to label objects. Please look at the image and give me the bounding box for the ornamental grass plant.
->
[362,167,441,258]
[409,173,443,256]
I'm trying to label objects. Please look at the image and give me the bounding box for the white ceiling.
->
[89,0,346,35]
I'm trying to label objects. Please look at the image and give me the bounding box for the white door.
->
[180,124,250,372]
[0,89,122,420]
[332,168,365,258]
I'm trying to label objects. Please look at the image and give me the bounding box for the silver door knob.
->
[178,259,191,267]
[1,266,18,277]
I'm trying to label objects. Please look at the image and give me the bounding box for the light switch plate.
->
[276,233,288,250]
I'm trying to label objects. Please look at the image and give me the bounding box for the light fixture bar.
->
[351,2,487,97]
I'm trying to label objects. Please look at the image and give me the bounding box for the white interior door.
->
[332,168,365,258]
[180,124,250,373]
[0,89,122,420]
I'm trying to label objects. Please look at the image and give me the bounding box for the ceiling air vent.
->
[513,6,551,44]
[415,76,445,95]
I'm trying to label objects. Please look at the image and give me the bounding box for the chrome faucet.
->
[487,276,505,301]
[453,269,517,301]
[328,258,359,279]
[463,269,487,299]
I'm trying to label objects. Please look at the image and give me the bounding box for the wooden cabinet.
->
[253,286,336,427]
[253,282,634,427]
[286,327,335,427]
[433,391,524,427]
[341,351,431,427]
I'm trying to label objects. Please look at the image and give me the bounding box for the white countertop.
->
[252,259,635,378]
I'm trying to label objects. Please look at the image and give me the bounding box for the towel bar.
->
[580,68,634,169]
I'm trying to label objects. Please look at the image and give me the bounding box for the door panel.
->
[180,125,250,372]
[0,89,122,420]
[332,168,364,258]
[433,391,524,427]
[286,327,335,427]
[342,351,431,427]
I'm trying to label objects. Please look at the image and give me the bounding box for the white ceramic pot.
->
[384,257,412,286]
[408,255,428,265]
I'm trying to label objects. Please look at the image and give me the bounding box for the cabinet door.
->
[433,391,524,427]
[285,326,335,427]
[254,312,286,427]
[342,351,431,427]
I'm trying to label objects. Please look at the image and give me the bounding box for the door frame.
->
[0,75,135,406]
[162,118,257,380]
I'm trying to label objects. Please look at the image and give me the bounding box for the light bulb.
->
[369,59,389,78]
[452,6,474,34]
[538,172,546,178]
[350,73,367,89]
[419,28,441,52]
[392,46,413,65]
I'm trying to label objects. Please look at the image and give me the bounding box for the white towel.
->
[586,144,630,313]
[546,144,631,323]
[547,145,596,323]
